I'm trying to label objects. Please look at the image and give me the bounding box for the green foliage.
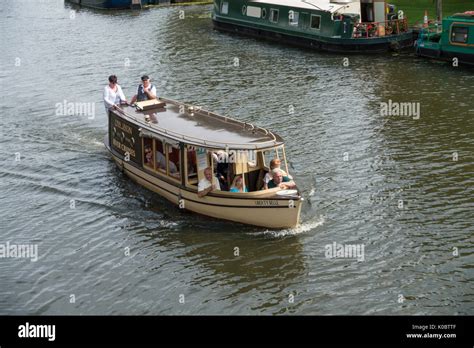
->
[390,0,473,25]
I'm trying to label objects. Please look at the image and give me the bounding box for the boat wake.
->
[250,216,325,238]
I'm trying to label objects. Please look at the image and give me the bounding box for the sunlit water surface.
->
[0,1,473,315]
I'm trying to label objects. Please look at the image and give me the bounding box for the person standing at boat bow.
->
[130,75,157,104]
[103,75,127,112]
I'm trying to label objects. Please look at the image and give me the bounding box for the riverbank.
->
[392,0,473,25]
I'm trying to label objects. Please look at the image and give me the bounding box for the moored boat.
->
[65,0,172,10]
[212,0,414,53]
[104,98,302,228]
[66,0,146,10]
[416,11,474,66]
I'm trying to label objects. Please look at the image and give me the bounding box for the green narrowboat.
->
[416,11,474,66]
[212,0,414,53]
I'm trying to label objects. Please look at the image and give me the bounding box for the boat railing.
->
[418,22,443,38]
[353,18,409,39]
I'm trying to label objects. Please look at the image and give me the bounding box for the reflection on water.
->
[0,1,472,315]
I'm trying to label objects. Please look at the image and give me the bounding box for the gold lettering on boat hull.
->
[255,200,279,206]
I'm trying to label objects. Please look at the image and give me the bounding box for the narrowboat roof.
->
[449,12,474,20]
[111,97,284,150]
[249,0,359,14]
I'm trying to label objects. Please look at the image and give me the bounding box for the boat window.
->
[310,14,321,30]
[221,1,229,15]
[166,144,181,180]
[246,6,262,18]
[263,148,288,171]
[289,10,299,26]
[186,147,198,185]
[451,26,469,43]
[269,9,279,23]
[154,139,167,174]
[262,8,267,19]
[263,148,278,168]
[143,137,154,168]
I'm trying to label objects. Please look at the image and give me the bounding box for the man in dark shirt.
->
[267,169,296,190]
[130,75,157,104]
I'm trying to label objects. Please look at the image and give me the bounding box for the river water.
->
[0,1,473,315]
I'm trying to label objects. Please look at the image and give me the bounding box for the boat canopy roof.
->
[112,97,284,150]
[249,0,360,14]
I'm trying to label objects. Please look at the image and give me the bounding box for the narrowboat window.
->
[186,147,198,185]
[143,137,154,168]
[246,5,262,18]
[221,1,229,15]
[310,14,321,29]
[262,8,267,19]
[269,9,279,23]
[451,26,468,43]
[154,139,167,173]
[289,10,299,26]
[166,144,181,180]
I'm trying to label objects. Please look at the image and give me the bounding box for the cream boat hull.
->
[108,152,302,229]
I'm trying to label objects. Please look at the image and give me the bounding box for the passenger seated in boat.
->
[144,146,153,166]
[263,158,292,190]
[130,75,157,104]
[215,151,230,191]
[229,175,248,193]
[156,150,178,173]
[267,169,296,190]
[198,167,221,197]
[188,161,196,176]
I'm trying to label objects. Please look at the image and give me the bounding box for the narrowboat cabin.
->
[104,98,302,228]
[416,11,474,66]
[212,0,414,53]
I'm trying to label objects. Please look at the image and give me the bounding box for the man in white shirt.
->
[103,75,127,112]
[130,75,157,104]
[198,167,221,197]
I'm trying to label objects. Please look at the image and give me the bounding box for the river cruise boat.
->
[212,0,413,53]
[104,98,302,228]
[416,11,474,66]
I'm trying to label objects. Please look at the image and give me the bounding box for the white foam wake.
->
[250,216,325,238]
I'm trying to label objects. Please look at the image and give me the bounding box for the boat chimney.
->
[436,0,442,22]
